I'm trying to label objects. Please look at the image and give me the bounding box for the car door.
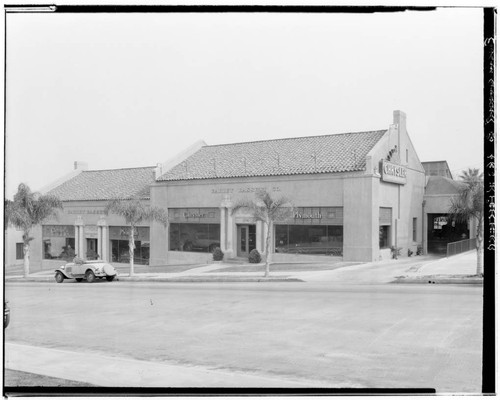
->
[72,262,85,277]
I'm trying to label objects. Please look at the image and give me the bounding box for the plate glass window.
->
[169,223,220,253]
[16,243,23,260]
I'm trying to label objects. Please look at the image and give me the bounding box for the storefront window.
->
[275,225,343,256]
[109,226,150,265]
[42,225,75,260]
[379,226,390,249]
[169,223,221,253]
[110,240,149,265]
[16,243,23,260]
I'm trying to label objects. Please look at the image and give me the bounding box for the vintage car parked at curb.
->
[55,260,117,283]
[4,301,10,328]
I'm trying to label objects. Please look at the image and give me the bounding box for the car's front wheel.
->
[85,270,96,283]
[105,276,115,282]
[55,271,65,283]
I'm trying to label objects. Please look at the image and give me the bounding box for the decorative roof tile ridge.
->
[202,129,388,148]
[163,168,366,181]
[61,196,151,202]
[80,166,156,173]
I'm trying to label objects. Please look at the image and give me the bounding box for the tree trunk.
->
[23,242,30,278]
[264,219,271,277]
[476,218,484,276]
[129,226,136,276]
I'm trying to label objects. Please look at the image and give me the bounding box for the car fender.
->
[55,268,72,279]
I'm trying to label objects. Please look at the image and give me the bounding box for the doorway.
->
[86,238,98,260]
[427,214,469,254]
[237,225,256,258]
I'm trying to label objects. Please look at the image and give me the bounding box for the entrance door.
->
[237,225,256,257]
[86,238,98,260]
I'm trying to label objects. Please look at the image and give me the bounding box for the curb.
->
[392,276,483,285]
[6,276,304,283]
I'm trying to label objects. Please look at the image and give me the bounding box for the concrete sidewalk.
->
[4,343,334,388]
[393,250,481,284]
[5,251,481,285]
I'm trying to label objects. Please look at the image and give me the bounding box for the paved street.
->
[5,280,482,392]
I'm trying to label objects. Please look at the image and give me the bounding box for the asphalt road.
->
[5,281,483,392]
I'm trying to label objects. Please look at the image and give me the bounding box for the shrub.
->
[212,247,224,261]
[416,245,424,255]
[408,249,413,257]
[248,249,261,264]
[390,246,402,259]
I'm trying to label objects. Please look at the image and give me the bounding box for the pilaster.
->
[220,207,227,252]
[74,216,84,259]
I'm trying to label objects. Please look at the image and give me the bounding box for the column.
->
[79,225,85,260]
[74,223,80,258]
[97,226,103,259]
[102,226,108,262]
[226,207,234,258]
[74,217,84,260]
[97,217,108,261]
[220,207,227,252]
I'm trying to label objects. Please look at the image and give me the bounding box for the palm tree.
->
[458,168,483,184]
[448,170,484,276]
[232,190,294,277]
[105,198,168,276]
[5,183,62,277]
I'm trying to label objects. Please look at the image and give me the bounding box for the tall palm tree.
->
[458,168,483,184]
[448,170,484,276]
[232,190,294,277]
[105,198,168,276]
[5,183,62,277]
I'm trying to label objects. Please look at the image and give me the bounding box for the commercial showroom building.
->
[6,110,474,268]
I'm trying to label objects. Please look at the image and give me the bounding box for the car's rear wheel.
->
[85,270,96,283]
[55,271,65,283]
[106,276,115,282]
[75,278,83,282]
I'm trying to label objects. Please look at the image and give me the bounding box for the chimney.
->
[393,110,406,154]
[74,161,88,171]
[393,110,406,133]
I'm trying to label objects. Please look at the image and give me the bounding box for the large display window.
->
[169,223,221,253]
[42,225,76,260]
[109,226,150,265]
[275,225,343,256]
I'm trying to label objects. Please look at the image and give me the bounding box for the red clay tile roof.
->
[158,130,387,181]
[47,167,155,201]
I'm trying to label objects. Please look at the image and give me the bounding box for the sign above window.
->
[169,208,220,223]
[380,160,407,185]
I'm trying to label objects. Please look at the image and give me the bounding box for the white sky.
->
[5,7,484,198]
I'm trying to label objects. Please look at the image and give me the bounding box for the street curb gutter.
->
[5,276,304,283]
[392,276,483,285]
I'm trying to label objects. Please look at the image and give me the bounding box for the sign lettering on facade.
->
[294,211,322,219]
[169,208,220,223]
[67,209,106,215]
[284,207,343,225]
[380,160,407,185]
[43,225,75,238]
[211,186,281,194]
[109,226,150,241]
[84,225,98,238]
